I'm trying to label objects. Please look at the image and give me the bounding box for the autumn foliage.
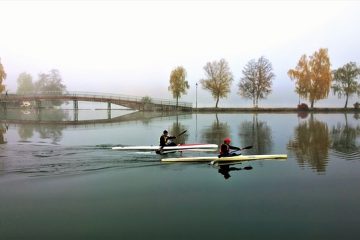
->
[168,66,189,107]
[0,59,6,93]
[288,48,332,108]
[200,59,233,108]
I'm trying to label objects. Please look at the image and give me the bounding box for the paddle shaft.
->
[177,130,187,137]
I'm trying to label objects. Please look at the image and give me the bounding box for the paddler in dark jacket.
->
[159,130,177,151]
[219,137,240,158]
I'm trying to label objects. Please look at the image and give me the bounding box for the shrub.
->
[354,102,359,109]
[297,103,309,110]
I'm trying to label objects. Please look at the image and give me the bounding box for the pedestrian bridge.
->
[0,91,192,111]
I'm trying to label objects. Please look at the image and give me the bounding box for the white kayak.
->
[161,154,287,163]
[112,144,218,152]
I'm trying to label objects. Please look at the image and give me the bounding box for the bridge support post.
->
[74,109,78,122]
[73,100,78,110]
[36,100,41,109]
[107,102,111,119]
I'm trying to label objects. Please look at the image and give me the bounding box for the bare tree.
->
[238,56,274,107]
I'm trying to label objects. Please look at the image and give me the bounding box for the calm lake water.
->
[1,109,360,239]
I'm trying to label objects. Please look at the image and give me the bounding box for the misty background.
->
[1,0,360,107]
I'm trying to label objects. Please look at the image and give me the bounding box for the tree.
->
[34,69,66,94]
[141,96,152,110]
[288,48,332,108]
[34,69,67,106]
[238,56,275,107]
[168,66,189,107]
[17,72,35,94]
[200,58,233,108]
[0,58,6,93]
[332,62,360,108]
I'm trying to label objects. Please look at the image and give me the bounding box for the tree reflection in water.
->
[0,123,7,144]
[288,115,330,173]
[200,114,230,147]
[168,120,189,145]
[238,114,273,154]
[331,114,360,156]
[15,109,70,144]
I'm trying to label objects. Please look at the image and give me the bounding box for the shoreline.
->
[192,107,360,113]
[1,106,360,113]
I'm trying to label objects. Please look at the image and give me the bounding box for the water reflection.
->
[1,108,71,122]
[288,115,331,173]
[354,112,359,120]
[331,114,360,158]
[238,114,273,154]
[217,164,253,179]
[168,120,189,144]
[0,123,7,144]
[201,114,230,146]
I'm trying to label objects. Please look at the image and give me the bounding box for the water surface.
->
[1,109,360,239]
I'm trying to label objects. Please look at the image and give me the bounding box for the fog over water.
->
[1,1,360,107]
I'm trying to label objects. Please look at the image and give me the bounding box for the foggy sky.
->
[1,0,360,107]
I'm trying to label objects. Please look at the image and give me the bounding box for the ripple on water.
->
[1,143,163,177]
[331,149,360,161]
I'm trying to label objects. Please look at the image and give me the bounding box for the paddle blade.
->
[241,145,253,150]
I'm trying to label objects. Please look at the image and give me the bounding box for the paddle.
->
[240,145,253,150]
[218,145,253,158]
[177,130,187,137]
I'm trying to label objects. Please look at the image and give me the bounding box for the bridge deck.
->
[0,91,193,111]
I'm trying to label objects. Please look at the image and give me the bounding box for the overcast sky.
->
[1,0,360,107]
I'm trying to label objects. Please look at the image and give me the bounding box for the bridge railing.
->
[0,91,193,108]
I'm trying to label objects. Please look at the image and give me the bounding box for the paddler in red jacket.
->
[219,137,241,158]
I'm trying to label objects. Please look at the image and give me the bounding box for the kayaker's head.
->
[163,130,168,135]
[224,137,231,144]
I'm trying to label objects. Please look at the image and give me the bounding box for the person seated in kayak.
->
[159,130,177,150]
[218,137,241,158]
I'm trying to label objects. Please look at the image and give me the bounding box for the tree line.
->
[2,47,360,109]
[168,48,360,109]
[0,60,67,107]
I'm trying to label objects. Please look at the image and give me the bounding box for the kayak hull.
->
[112,144,218,151]
[161,154,288,163]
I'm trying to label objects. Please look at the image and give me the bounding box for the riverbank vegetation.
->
[1,46,360,110]
[167,48,360,109]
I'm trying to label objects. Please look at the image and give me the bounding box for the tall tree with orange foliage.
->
[288,48,332,108]
[0,58,6,93]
